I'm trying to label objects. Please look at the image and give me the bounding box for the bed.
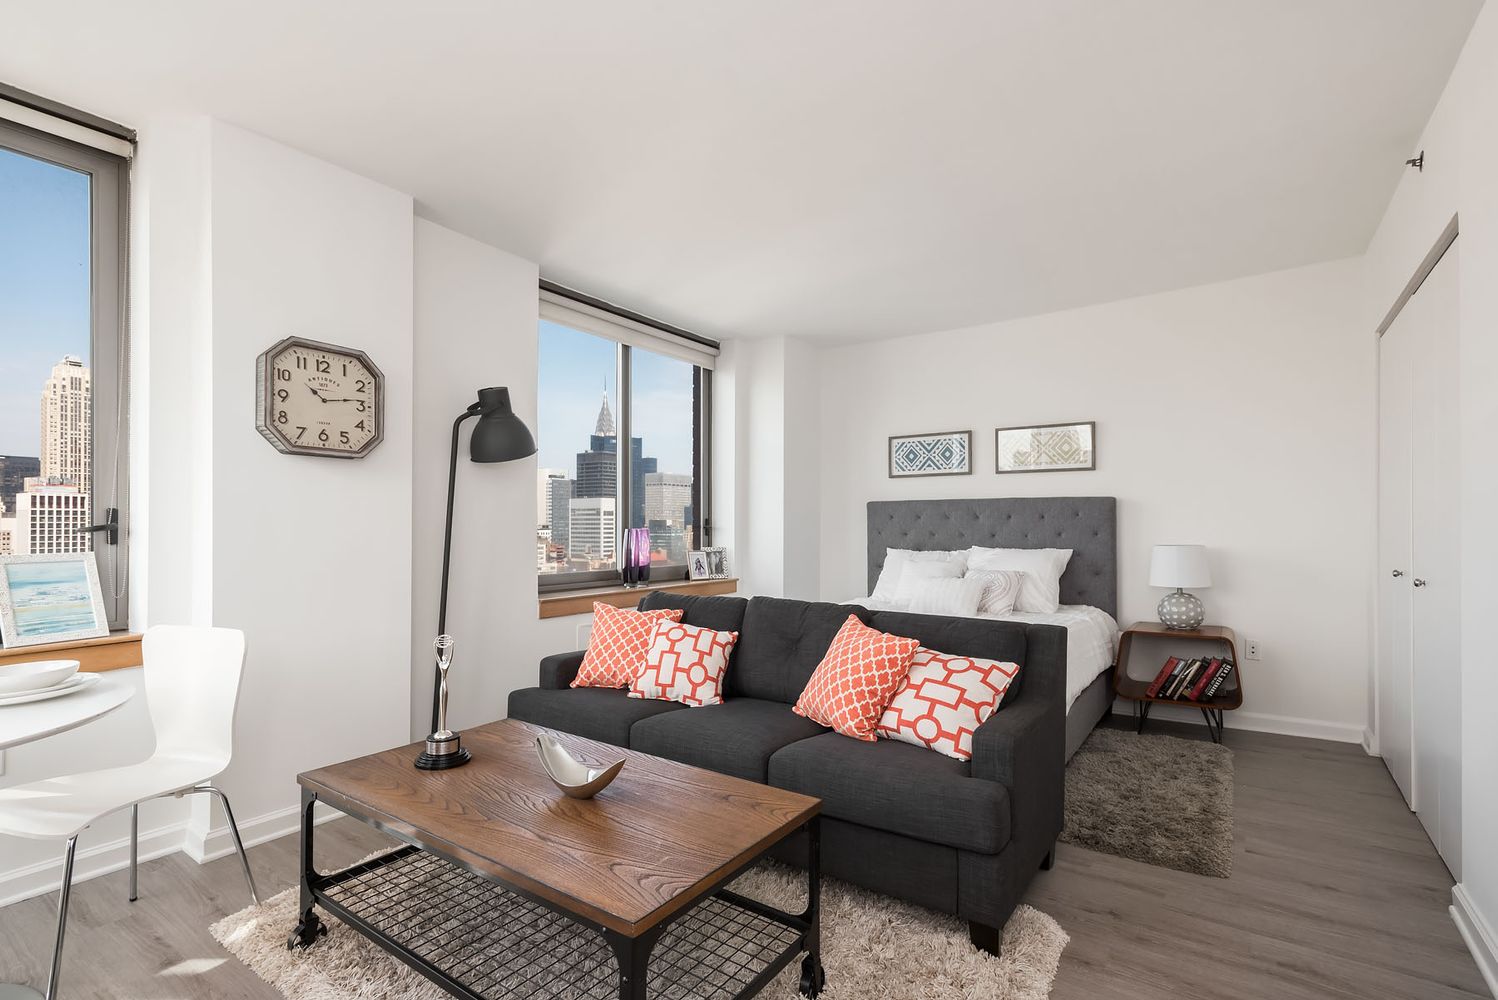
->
[851,496,1121,760]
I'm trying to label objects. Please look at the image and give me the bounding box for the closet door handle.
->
[1412,578,1427,588]
[1391,569,1404,578]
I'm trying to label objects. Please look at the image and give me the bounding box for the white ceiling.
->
[3,1,1482,342]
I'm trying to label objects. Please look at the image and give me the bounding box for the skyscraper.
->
[574,387,657,528]
[644,472,692,527]
[40,355,90,494]
[567,496,616,565]
[15,480,89,554]
[546,474,574,551]
[0,455,40,515]
[536,468,566,529]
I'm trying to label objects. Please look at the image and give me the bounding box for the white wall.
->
[817,258,1373,744]
[410,218,579,739]
[1,116,416,900]
[199,120,415,853]
[1361,3,1498,992]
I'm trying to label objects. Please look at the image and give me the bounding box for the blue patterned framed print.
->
[888,430,972,478]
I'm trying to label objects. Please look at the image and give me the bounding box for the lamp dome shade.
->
[1149,544,1211,589]
[470,387,537,463]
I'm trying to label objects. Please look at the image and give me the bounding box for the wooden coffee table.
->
[290,719,824,1000]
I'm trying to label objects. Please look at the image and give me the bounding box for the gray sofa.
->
[507,591,1066,955]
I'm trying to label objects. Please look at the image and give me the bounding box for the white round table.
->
[0,674,135,751]
[0,673,134,1000]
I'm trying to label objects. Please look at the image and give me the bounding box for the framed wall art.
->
[0,553,110,648]
[888,430,972,478]
[995,421,1096,473]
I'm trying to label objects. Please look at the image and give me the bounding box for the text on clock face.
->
[269,347,376,452]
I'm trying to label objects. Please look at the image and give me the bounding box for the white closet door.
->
[1378,297,1416,807]
[1410,245,1462,875]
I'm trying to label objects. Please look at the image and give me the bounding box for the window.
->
[0,101,131,627]
[536,285,715,589]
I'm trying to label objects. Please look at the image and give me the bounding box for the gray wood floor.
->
[0,721,1488,999]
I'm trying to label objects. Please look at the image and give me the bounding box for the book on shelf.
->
[1187,658,1224,701]
[1203,660,1235,699]
[1168,658,1200,699]
[1147,656,1181,698]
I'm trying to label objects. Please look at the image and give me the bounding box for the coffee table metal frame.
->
[288,788,825,1000]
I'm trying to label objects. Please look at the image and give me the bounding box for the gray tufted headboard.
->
[867,497,1117,618]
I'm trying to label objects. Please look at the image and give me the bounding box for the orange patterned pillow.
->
[629,621,740,706]
[572,603,685,689]
[793,615,920,741]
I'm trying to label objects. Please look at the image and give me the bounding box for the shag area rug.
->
[212,860,1067,1000]
[1060,727,1234,877]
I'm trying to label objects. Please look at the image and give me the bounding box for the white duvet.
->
[841,596,1120,710]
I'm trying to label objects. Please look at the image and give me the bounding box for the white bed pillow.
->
[906,577,986,618]
[893,560,966,602]
[966,547,1072,613]
[871,548,969,600]
[963,569,1026,616]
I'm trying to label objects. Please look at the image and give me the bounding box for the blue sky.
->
[536,319,694,477]
[0,147,90,457]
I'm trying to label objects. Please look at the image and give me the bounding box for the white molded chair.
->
[0,625,257,999]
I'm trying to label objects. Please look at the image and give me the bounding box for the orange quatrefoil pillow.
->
[793,615,920,741]
[571,602,684,689]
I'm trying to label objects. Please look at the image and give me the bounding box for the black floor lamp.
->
[416,386,536,771]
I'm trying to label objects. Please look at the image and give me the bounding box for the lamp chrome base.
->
[414,732,472,770]
[1157,589,1205,630]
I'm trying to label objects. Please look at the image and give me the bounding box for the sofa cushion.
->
[731,597,873,704]
[573,603,683,689]
[865,609,1031,704]
[638,592,748,634]
[768,732,1011,854]
[507,686,686,748]
[629,697,827,783]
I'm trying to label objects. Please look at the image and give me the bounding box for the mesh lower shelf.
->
[317,848,804,1000]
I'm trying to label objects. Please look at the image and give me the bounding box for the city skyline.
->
[0,147,90,456]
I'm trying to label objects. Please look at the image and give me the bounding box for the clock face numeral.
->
[257,339,382,458]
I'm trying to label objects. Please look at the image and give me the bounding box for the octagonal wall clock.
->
[255,336,385,458]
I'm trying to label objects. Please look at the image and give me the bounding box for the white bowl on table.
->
[0,659,81,695]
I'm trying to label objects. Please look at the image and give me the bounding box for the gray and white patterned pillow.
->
[964,569,1026,616]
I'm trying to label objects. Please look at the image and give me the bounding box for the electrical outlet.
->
[1245,640,1261,660]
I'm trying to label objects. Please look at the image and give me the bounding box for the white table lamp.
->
[1149,544,1211,629]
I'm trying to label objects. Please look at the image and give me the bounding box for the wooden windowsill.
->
[539,578,739,619]
[0,631,144,673]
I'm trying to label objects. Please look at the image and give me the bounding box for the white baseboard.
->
[1362,727,1378,756]
[1123,699,1364,744]
[0,818,188,908]
[182,799,343,864]
[1452,884,1498,999]
[0,800,345,909]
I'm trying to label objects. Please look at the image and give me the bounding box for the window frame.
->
[536,289,715,594]
[0,116,131,629]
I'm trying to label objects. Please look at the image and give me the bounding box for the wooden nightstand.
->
[1113,621,1244,742]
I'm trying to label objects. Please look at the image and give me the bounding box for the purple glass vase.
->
[624,527,651,586]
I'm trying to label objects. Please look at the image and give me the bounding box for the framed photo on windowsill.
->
[688,547,730,581]
[0,553,111,648]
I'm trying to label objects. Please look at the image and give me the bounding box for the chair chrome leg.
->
[128,803,139,902]
[203,786,259,905]
[44,836,78,1000]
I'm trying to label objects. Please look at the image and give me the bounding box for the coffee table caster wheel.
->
[799,955,825,997]
[287,914,327,950]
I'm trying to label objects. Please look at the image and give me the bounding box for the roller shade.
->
[540,288,719,370]
[0,91,134,159]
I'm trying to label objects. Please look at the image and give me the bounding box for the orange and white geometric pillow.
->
[876,647,1019,760]
[628,621,740,706]
[571,602,684,689]
[793,615,921,741]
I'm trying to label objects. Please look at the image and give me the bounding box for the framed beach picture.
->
[995,421,1096,473]
[888,430,973,478]
[0,554,110,648]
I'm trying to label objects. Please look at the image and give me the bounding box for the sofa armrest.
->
[969,623,1067,853]
[540,650,587,689]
